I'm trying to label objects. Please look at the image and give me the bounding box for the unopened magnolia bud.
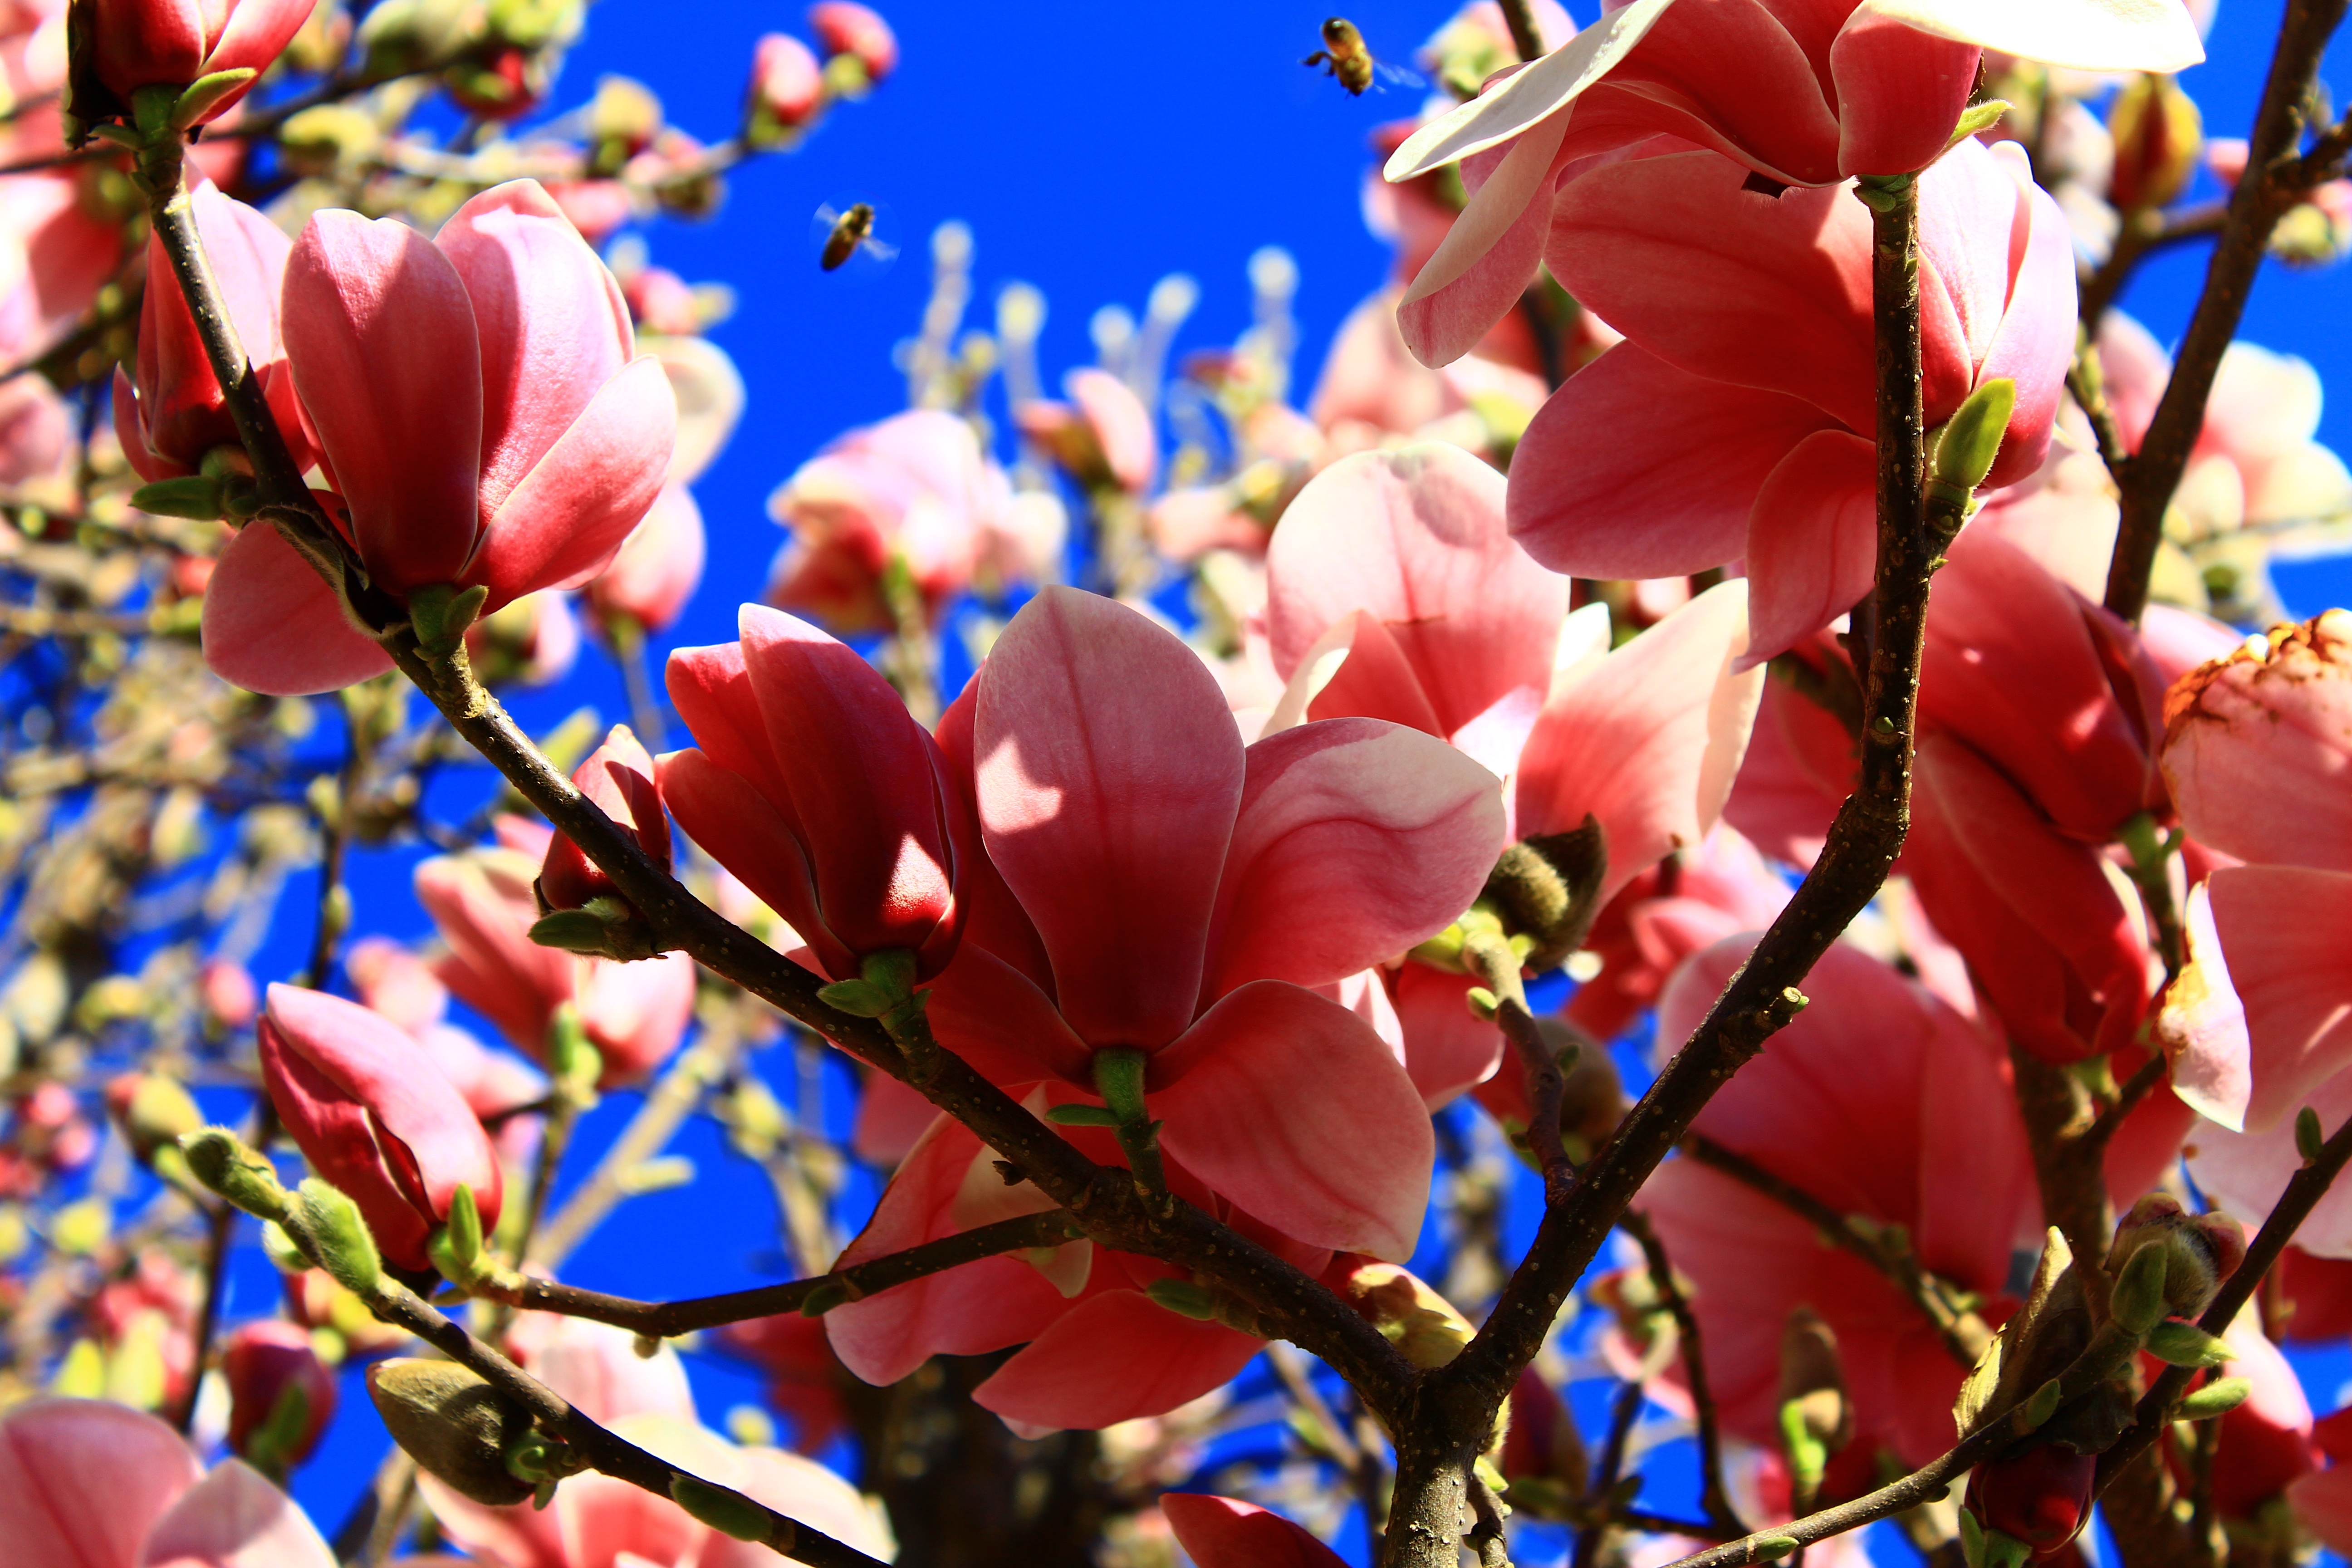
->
[2177,1376,2253,1420]
[366,1359,535,1506]
[2107,72,2202,213]
[1932,379,2018,497]
[2107,1194,2246,1323]
[132,476,228,520]
[107,1073,202,1163]
[2111,1238,2172,1334]
[2145,1320,2232,1368]
[428,1183,487,1287]
[1967,1446,2097,1557]
[2297,1106,2326,1165]
[671,1474,772,1543]
[1343,1261,1475,1369]
[287,1178,383,1298]
[588,76,662,169]
[180,1127,289,1218]
[278,104,381,176]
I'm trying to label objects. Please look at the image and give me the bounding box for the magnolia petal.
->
[1394,963,1508,1108]
[1269,611,1448,739]
[1858,0,2204,72]
[1830,10,1978,178]
[1385,0,1681,179]
[201,518,395,696]
[971,1289,1264,1431]
[2195,1054,2352,1262]
[1203,718,1504,998]
[1970,147,2080,489]
[139,1458,335,1568]
[700,1448,898,1568]
[923,945,1096,1087]
[1396,112,1568,368]
[975,588,1244,1051]
[2162,614,2352,875]
[655,748,838,976]
[1162,1494,1350,1568]
[1740,428,1880,667]
[0,1398,202,1568]
[1517,580,1763,901]
[470,355,676,605]
[1508,344,1835,580]
[2183,867,2352,1136]
[2163,879,2253,1130]
[1267,443,1566,733]
[1154,980,1434,1260]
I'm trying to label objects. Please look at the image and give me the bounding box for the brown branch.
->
[1379,167,1939,1568]
[2102,0,2352,621]
[473,1211,1081,1337]
[2082,1054,2170,1152]
[1465,931,1571,1198]
[2065,332,2130,489]
[2078,201,2229,329]
[1621,1208,1742,1535]
[1496,0,1548,62]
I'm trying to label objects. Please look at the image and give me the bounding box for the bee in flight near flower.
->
[1302,17,1420,96]
[817,201,897,272]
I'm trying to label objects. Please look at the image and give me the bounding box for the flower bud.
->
[366,1358,537,1506]
[1932,378,2019,499]
[224,1319,338,1471]
[80,0,316,127]
[807,2,895,84]
[286,1177,383,1298]
[588,75,662,174]
[276,104,382,176]
[746,34,823,143]
[200,958,259,1030]
[671,1473,772,1543]
[2106,1193,2247,1323]
[2107,73,2203,214]
[1967,1446,2098,1557]
[2178,1377,2254,1420]
[105,1073,203,1164]
[539,725,669,913]
[180,1126,289,1218]
[1338,1260,1475,1370]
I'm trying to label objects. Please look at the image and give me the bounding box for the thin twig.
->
[1495,0,1548,61]
[1621,1209,1742,1535]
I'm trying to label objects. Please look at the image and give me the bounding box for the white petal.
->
[1858,0,2204,73]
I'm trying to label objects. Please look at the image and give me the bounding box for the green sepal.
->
[1750,1535,1801,1562]
[244,1377,311,1478]
[816,978,891,1017]
[288,1177,383,1298]
[131,476,227,520]
[2111,1238,2171,1335]
[1979,1528,2034,1568]
[528,909,613,954]
[797,1282,847,1318]
[408,581,490,656]
[2177,1376,2253,1419]
[1945,99,2012,149]
[2145,1320,2232,1368]
[860,948,917,996]
[431,1183,486,1286]
[1465,986,1499,1021]
[2298,1105,2325,1165]
[1778,1398,1827,1485]
[170,68,257,131]
[669,1473,770,1543]
[1144,1279,1217,1320]
[1956,1504,1987,1568]
[1851,172,1914,212]
[1932,378,2018,495]
[2016,1377,2063,1431]
[1044,1104,1124,1127]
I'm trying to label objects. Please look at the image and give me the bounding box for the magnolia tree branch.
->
[1497,0,1548,61]
[142,154,1422,1431]
[1621,1208,1743,1536]
[2102,0,2352,620]
[473,1211,1082,1336]
[1377,171,1937,1568]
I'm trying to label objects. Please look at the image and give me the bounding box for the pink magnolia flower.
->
[258,982,505,1274]
[504,1311,697,1426]
[2159,612,2352,1134]
[1510,137,2076,664]
[585,480,705,634]
[766,408,1022,634]
[825,1088,1341,1431]
[205,180,676,696]
[113,183,310,484]
[808,1,895,81]
[422,1414,895,1568]
[344,936,549,1141]
[749,33,823,131]
[539,723,668,913]
[88,0,316,120]
[1640,939,2038,1468]
[1161,1494,1347,1568]
[1263,446,1763,1102]
[1380,0,2198,364]
[1015,368,1157,493]
[912,586,1502,1259]
[222,1320,337,1468]
[0,170,131,366]
[0,1396,333,1568]
[661,606,971,982]
[415,847,697,1086]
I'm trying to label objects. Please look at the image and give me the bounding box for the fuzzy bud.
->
[367,1359,536,1506]
[180,1127,289,1219]
[2106,1194,2247,1324]
[1340,1260,1475,1370]
[808,2,896,84]
[1932,378,2019,499]
[285,1178,382,1298]
[746,33,824,142]
[2107,72,2203,214]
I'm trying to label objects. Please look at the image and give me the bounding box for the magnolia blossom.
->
[1512,137,2075,663]
[1381,0,2199,364]
[88,0,316,121]
[539,724,668,913]
[661,606,971,982]
[222,1320,337,1468]
[1641,939,2038,1467]
[0,170,130,368]
[205,180,676,696]
[0,1396,333,1568]
[1161,1493,1347,1568]
[810,1,897,81]
[1262,443,1762,1103]
[258,982,505,1274]
[415,844,697,1087]
[1015,368,1157,493]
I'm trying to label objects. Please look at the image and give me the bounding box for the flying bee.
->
[815,201,897,273]
[1303,17,1421,96]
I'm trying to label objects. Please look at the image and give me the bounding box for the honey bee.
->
[1302,18,1419,96]
[816,201,897,273]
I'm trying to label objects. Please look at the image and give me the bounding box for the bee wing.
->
[814,203,843,226]
[1371,60,1426,91]
[861,237,900,263]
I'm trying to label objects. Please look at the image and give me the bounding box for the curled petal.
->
[2162,612,2352,874]
[2167,867,2352,1135]
[1829,11,1977,177]
[1397,114,1567,368]
[1162,1494,1350,1568]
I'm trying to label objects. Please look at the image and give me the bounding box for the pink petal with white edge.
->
[1153,980,1433,1259]
[282,210,483,594]
[1517,581,1764,902]
[0,1397,202,1568]
[1162,1494,1351,1568]
[435,181,633,524]
[140,1458,334,1568]
[972,1289,1265,1432]
[1203,718,1504,998]
[1267,444,1566,735]
[2169,866,2352,1135]
[1740,428,1880,667]
[202,519,395,696]
[470,355,676,605]
[1506,344,1838,580]
[974,587,1244,1051]
[2192,1054,2352,1259]
[1397,112,1566,368]
[1858,0,2204,72]
[1828,11,1978,177]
